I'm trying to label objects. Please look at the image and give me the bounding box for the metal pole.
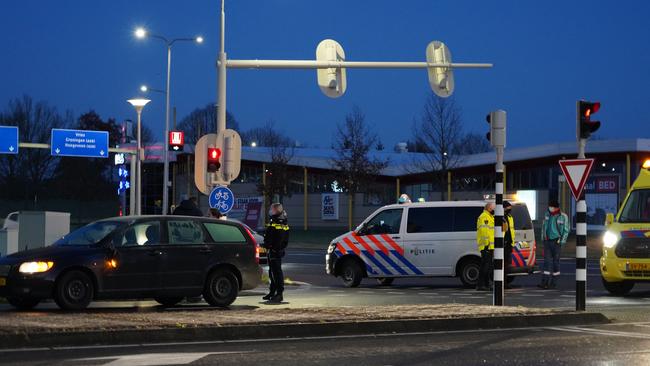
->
[136,109,143,216]
[303,167,308,231]
[626,153,631,193]
[162,46,172,215]
[447,171,452,201]
[163,45,172,215]
[576,139,587,311]
[216,0,227,134]
[493,146,505,306]
[226,60,493,69]
[130,153,136,216]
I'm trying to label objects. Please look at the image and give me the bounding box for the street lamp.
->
[250,142,257,147]
[134,27,203,215]
[127,98,151,216]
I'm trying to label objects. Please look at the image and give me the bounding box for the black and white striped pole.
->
[487,110,507,306]
[576,190,587,311]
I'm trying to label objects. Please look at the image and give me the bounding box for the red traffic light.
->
[207,147,222,173]
[578,100,601,139]
[583,102,600,117]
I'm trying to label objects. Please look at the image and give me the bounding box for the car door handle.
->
[199,248,213,254]
[391,236,401,239]
[147,250,163,256]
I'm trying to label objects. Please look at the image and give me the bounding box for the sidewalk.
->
[0,304,607,349]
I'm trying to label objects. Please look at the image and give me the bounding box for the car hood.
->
[330,231,354,245]
[0,245,96,264]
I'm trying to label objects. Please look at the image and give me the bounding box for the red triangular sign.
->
[559,158,595,200]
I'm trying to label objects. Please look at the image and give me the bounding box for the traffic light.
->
[207,147,221,173]
[578,100,601,140]
[168,131,184,151]
[316,39,347,98]
[485,110,506,148]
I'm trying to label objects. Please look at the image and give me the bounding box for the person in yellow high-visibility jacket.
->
[502,201,516,288]
[476,202,495,291]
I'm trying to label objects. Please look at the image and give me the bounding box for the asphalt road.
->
[3,322,650,365]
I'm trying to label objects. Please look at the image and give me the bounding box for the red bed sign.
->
[559,158,595,200]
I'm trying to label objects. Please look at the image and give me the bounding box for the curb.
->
[0,312,608,349]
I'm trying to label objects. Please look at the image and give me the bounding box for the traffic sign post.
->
[209,186,235,214]
[0,126,19,155]
[51,129,109,158]
[559,158,595,312]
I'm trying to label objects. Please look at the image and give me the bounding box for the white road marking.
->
[548,326,650,340]
[76,352,250,366]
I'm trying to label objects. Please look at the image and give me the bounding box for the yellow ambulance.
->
[601,160,650,295]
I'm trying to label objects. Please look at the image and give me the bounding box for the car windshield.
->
[54,221,124,246]
[619,189,650,223]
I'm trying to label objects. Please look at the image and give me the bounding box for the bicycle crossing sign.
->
[209,186,235,214]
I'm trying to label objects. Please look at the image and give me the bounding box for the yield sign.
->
[559,158,595,200]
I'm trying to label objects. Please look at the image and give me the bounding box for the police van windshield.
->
[511,205,533,230]
[619,189,650,223]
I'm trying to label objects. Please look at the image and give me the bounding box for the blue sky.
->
[1,0,649,149]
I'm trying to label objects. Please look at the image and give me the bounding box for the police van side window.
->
[453,207,484,232]
[407,207,453,233]
[363,209,403,235]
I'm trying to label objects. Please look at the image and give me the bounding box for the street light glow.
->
[196,36,204,44]
[140,85,148,93]
[134,27,147,39]
[250,142,257,147]
[127,98,151,108]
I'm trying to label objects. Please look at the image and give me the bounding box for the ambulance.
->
[325,200,536,288]
[601,160,650,295]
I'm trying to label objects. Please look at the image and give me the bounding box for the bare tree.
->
[0,95,71,198]
[412,93,464,200]
[455,133,492,155]
[248,121,296,204]
[176,104,239,144]
[332,106,389,224]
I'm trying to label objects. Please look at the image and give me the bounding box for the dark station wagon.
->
[0,215,262,310]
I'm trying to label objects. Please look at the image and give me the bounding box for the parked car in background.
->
[0,215,262,310]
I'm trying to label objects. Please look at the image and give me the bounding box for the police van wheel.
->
[602,277,634,296]
[459,258,481,288]
[340,260,364,288]
[377,278,394,286]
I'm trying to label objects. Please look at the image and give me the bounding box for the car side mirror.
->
[605,213,615,227]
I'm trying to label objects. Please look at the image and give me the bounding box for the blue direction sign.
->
[0,126,19,154]
[51,129,109,158]
[209,186,235,214]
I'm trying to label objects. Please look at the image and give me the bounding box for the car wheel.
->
[339,259,364,288]
[154,297,184,307]
[377,277,394,286]
[54,270,94,310]
[6,296,40,310]
[602,277,634,296]
[203,269,239,308]
[459,258,481,288]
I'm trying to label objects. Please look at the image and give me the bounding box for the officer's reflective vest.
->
[267,223,290,231]
[476,210,495,251]
[503,214,515,246]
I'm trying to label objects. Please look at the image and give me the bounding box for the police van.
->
[325,201,536,287]
[601,160,650,295]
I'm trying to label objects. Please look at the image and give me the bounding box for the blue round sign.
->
[209,186,235,214]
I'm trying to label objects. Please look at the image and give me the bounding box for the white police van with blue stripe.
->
[325,201,536,287]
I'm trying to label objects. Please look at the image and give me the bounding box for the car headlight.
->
[19,261,54,274]
[603,231,619,248]
[327,244,335,254]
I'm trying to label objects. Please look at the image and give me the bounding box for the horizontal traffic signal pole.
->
[225,60,493,69]
[18,142,136,155]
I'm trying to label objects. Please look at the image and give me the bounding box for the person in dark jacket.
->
[263,203,289,303]
[172,196,203,217]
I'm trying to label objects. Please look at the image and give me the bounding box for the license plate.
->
[629,263,650,271]
[0,277,6,287]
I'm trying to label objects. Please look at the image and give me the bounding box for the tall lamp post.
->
[127,98,151,216]
[135,27,203,215]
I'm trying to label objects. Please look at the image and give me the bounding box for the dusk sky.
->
[1,0,649,149]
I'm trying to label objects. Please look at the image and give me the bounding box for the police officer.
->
[502,201,516,289]
[476,202,495,291]
[263,203,290,303]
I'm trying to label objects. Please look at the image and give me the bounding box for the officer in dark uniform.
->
[263,203,289,303]
[503,201,515,289]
